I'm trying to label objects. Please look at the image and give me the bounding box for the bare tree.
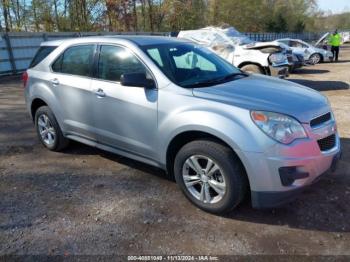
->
[147,0,154,31]
[31,0,39,31]
[53,0,60,30]
[1,0,11,31]
[132,0,137,31]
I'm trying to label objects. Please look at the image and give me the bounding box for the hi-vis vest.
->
[329,34,342,47]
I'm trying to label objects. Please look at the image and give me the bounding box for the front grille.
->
[317,134,336,151]
[310,112,331,128]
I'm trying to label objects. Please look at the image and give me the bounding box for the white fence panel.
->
[1,30,349,76]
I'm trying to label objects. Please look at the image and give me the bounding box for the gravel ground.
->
[0,44,350,257]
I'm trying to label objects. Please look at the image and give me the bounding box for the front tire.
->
[174,140,247,214]
[309,53,321,64]
[35,106,69,151]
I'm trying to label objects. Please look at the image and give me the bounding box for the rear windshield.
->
[29,46,57,68]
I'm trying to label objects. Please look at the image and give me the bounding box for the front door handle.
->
[50,78,60,86]
[94,88,106,97]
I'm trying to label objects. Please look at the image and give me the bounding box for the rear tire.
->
[240,64,264,74]
[35,106,69,151]
[174,140,247,214]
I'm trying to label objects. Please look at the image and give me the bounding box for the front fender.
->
[158,109,275,165]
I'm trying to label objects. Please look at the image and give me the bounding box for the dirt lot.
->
[0,45,350,257]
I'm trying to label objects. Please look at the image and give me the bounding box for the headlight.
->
[269,53,287,64]
[251,111,307,144]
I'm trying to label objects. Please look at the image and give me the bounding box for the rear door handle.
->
[50,78,60,86]
[94,88,106,97]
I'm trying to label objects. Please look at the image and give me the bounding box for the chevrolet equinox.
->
[24,36,341,213]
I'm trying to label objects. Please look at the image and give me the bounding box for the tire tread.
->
[174,139,248,214]
[35,106,69,152]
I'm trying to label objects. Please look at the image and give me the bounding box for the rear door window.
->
[52,45,95,77]
[290,41,307,48]
[29,46,57,68]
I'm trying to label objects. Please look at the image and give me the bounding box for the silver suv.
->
[24,36,341,213]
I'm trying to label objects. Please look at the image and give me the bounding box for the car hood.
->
[192,75,329,123]
[315,32,330,47]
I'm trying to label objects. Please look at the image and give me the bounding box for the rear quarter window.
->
[29,46,57,68]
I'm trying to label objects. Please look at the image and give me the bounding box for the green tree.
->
[293,20,305,33]
[0,0,348,33]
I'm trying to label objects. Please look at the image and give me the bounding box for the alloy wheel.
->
[310,54,321,64]
[182,155,226,204]
[37,114,56,146]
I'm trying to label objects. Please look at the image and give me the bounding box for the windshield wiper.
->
[183,72,248,88]
[217,72,248,82]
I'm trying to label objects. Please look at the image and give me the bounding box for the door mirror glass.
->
[120,73,155,88]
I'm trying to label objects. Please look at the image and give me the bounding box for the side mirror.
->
[120,73,155,88]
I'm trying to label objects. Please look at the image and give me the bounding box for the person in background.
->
[328,29,342,62]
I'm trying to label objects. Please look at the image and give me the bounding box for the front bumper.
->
[251,149,341,208]
[268,65,289,78]
[323,55,334,62]
[239,121,341,208]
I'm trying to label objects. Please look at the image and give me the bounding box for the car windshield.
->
[141,43,245,88]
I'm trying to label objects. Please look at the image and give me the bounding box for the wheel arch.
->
[28,85,65,133]
[165,130,250,191]
[317,52,324,62]
[238,62,267,74]
[30,98,48,121]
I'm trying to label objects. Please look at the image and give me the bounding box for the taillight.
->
[22,71,28,88]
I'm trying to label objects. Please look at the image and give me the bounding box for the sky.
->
[317,0,350,14]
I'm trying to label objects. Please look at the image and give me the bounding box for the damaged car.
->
[277,37,333,64]
[178,26,290,77]
[275,41,305,72]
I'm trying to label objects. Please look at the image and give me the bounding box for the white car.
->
[178,27,289,77]
[341,32,350,43]
[277,38,333,64]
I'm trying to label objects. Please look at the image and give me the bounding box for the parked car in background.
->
[24,36,341,214]
[341,31,350,43]
[178,26,289,77]
[277,38,333,64]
